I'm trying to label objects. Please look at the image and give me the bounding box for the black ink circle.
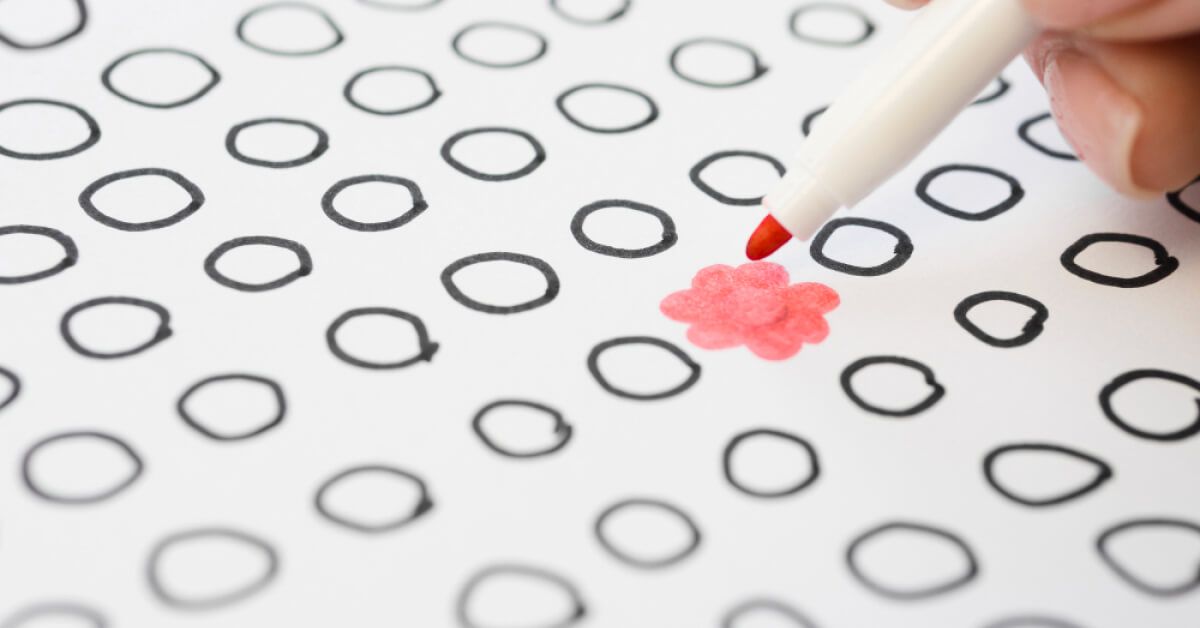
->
[204,236,312,292]
[594,498,701,569]
[21,430,143,504]
[357,0,442,10]
[689,150,785,206]
[344,65,441,116]
[953,291,1048,348]
[555,83,657,134]
[326,307,439,369]
[587,336,701,401]
[0,603,106,628]
[801,105,827,137]
[983,443,1113,507]
[1099,369,1200,442]
[1096,518,1200,597]
[985,616,1083,628]
[1018,112,1077,161]
[0,225,78,284]
[235,2,344,57]
[101,48,220,109]
[456,564,586,628]
[723,428,820,498]
[451,21,548,69]
[177,374,286,441]
[972,76,1011,106]
[570,199,677,258]
[1060,233,1178,288]
[226,118,328,169]
[1167,176,1199,223]
[841,356,945,417]
[146,527,279,610]
[440,127,545,181]
[78,168,205,231]
[916,164,1025,221]
[472,399,572,459]
[550,0,631,25]
[441,252,560,314]
[789,3,875,47]
[314,464,434,533]
[0,99,99,160]
[321,174,427,232]
[810,217,914,276]
[721,599,818,628]
[0,365,19,413]
[0,0,87,50]
[846,521,979,600]
[669,38,768,89]
[60,296,172,359]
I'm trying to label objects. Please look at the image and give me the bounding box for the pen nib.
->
[745,215,792,260]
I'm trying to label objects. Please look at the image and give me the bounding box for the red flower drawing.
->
[660,262,839,361]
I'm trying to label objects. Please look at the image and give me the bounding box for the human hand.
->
[888,0,1200,197]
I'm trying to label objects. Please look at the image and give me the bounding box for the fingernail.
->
[1044,49,1154,197]
[1022,0,1153,29]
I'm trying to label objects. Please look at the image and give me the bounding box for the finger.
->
[1026,32,1200,194]
[1022,0,1200,41]
[885,0,929,9]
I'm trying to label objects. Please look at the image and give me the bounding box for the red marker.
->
[745,0,1038,260]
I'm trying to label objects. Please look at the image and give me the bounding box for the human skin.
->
[888,0,1200,197]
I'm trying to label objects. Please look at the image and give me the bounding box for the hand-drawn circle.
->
[972,76,1011,106]
[669,38,768,89]
[810,217,914,276]
[916,164,1025,221]
[0,225,78,284]
[440,127,545,181]
[0,99,100,160]
[846,521,979,600]
[1099,369,1200,442]
[441,252,560,314]
[146,527,279,610]
[60,296,172,359]
[326,307,439,369]
[100,48,220,109]
[203,236,312,292]
[953,291,1048,348]
[321,174,427,232]
[587,336,701,401]
[176,374,286,441]
[721,598,819,628]
[343,65,441,116]
[984,616,1084,628]
[78,168,205,231]
[225,117,329,169]
[1060,233,1178,288]
[1167,176,1199,223]
[235,2,344,57]
[0,603,106,628]
[801,105,827,137]
[594,498,701,569]
[1096,518,1200,597]
[982,443,1113,507]
[314,464,434,533]
[722,428,820,498]
[451,21,548,69]
[357,0,442,10]
[21,430,143,504]
[0,365,19,413]
[549,0,630,25]
[456,563,587,628]
[0,0,87,50]
[841,356,944,417]
[472,399,572,459]
[789,2,875,47]
[689,150,785,206]
[570,199,677,258]
[1018,112,1077,161]
[555,83,657,134]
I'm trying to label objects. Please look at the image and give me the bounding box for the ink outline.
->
[570,199,677,258]
[440,126,545,181]
[78,168,204,231]
[840,355,945,417]
[0,98,99,160]
[203,236,312,292]
[587,336,701,400]
[21,430,143,504]
[916,164,1025,221]
[177,373,286,441]
[0,225,78,284]
[1060,233,1178,288]
[722,428,820,498]
[982,442,1113,507]
[326,306,439,369]
[1099,369,1200,441]
[60,296,172,359]
[314,464,434,533]
[846,521,979,600]
[235,2,344,57]
[810,217,914,276]
[689,150,785,206]
[472,399,573,459]
[594,497,702,569]
[953,290,1048,348]
[101,48,221,109]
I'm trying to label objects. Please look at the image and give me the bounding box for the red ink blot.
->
[660,262,839,361]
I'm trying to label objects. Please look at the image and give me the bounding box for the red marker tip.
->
[745,214,793,260]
